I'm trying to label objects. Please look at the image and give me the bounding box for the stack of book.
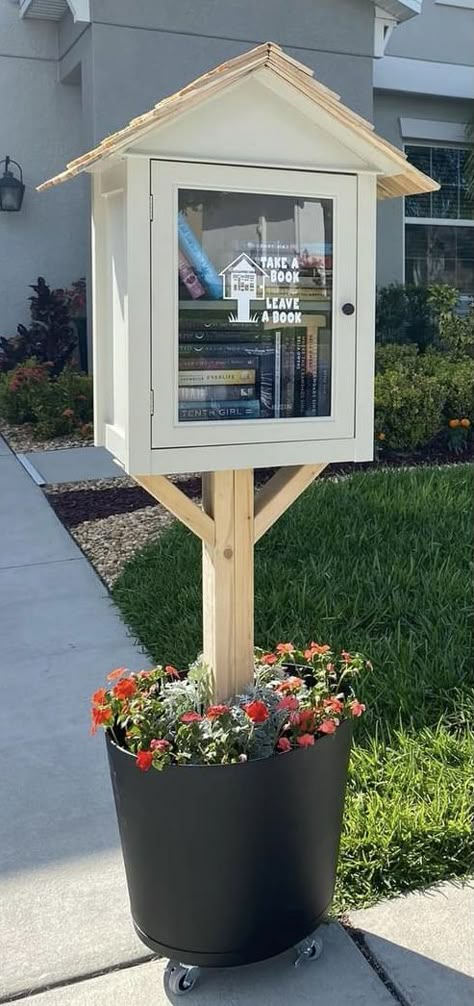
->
[178,322,331,421]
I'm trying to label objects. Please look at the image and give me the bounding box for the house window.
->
[404,145,474,294]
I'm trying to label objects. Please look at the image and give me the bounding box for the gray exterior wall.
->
[375,91,472,288]
[0,3,88,334]
[386,0,474,64]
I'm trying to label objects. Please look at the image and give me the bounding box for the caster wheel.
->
[294,936,323,967]
[164,962,200,996]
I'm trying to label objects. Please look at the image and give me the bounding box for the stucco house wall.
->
[0,2,88,334]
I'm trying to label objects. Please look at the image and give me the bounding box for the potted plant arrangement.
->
[91,642,369,994]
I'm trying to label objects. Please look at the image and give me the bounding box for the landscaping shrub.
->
[374,366,446,450]
[429,284,474,359]
[0,276,84,376]
[0,359,93,437]
[376,283,436,350]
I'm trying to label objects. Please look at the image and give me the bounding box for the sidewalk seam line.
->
[0,556,85,573]
[344,923,412,1006]
[0,954,158,1004]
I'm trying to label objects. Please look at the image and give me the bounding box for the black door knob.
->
[342,303,355,316]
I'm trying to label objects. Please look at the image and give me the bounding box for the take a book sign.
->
[219,253,302,325]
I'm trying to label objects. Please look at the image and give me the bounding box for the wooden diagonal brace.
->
[254,463,327,543]
[133,474,215,547]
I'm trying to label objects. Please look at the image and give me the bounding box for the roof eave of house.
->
[375,0,422,22]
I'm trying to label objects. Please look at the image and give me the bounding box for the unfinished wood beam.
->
[202,470,254,701]
[133,474,215,547]
[254,464,327,543]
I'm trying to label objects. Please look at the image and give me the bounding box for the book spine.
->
[178,250,206,300]
[179,327,265,343]
[280,332,295,417]
[316,329,331,417]
[179,385,255,402]
[273,331,281,419]
[179,369,256,386]
[179,400,261,421]
[177,212,222,299]
[293,329,305,417]
[304,326,318,417]
[179,356,259,370]
[179,343,271,359]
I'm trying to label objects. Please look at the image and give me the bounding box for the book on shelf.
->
[304,324,319,417]
[177,212,222,300]
[179,385,255,402]
[179,400,261,421]
[178,250,206,300]
[179,369,256,387]
[179,342,272,360]
[316,329,331,417]
[179,325,267,343]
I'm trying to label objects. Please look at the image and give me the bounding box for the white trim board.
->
[400,119,469,143]
[435,0,474,9]
[374,56,474,99]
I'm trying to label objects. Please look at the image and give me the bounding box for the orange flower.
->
[62,408,74,418]
[261,652,278,665]
[276,642,295,654]
[107,667,126,681]
[276,676,304,694]
[460,418,471,428]
[319,719,338,734]
[350,700,366,718]
[91,687,107,706]
[448,418,460,429]
[297,733,315,747]
[341,650,352,663]
[323,697,344,714]
[90,705,112,734]
[165,664,180,679]
[377,432,386,441]
[305,642,330,658]
[113,678,137,700]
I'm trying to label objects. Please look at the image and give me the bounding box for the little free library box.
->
[39,41,437,479]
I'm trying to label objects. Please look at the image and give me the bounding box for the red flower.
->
[113,678,137,700]
[276,696,299,712]
[319,719,338,734]
[107,667,126,681]
[323,697,344,714]
[242,700,269,724]
[261,653,277,665]
[277,737,292,752]
[276,676,304,694]
[150,739,171,753]
[350,701,366,718]
[136,750,154,772]
[181,711,202,724]
[165,665,180,679]
[90,705,112,734]
[297,733,315,747]
[91,687,107,706]
[276,642,295,654]
[206,704,231,719]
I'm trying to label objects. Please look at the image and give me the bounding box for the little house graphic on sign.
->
[220,253,268,323]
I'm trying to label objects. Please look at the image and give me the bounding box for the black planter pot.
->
[106,719,352,968]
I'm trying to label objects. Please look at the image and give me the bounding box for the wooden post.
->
[202,470,254,701]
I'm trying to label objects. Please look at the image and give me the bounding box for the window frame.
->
[403,142,474,289]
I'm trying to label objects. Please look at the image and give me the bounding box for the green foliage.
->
[428,284,474,359]
[0,276,85,376]
[374,342,419,374]
[374,366,446,449]
[376,283,437,350]
[0,360,93,437]
[112,466,474,908]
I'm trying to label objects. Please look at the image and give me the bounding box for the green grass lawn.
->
[112,465,474,910]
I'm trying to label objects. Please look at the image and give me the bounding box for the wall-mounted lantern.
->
[0,156,25,212]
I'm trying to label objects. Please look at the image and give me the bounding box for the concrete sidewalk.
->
[1,435,472,1005]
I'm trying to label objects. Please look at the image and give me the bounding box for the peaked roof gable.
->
[38,42,438,200]
[220,254,269,277]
